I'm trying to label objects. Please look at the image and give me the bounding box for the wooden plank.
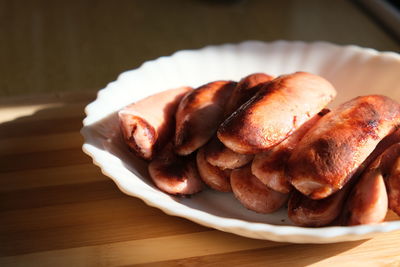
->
[0,148,90,173]
[0,91,95,106]
[0,116,83,139]
[1,198,209,256]
[0,132,83,155]
[0,231,286,266]
[0,164,106,192]
[141,231,400,267]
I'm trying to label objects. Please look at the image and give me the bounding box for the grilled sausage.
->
[218,72,336,154]
[383,144,400,216]
[196,146,232,192]
[119,86,192,160]
[175,81,237,155]
[223,73,273,116]
[288,185,351,227]
[289,130,400,227]
[204,73,272,170]
[204,137,253,170]
[345,143,400,225]
[252,109,329,194]
[148,143,204,195]
[345,170,388,226]
[288,95,400,199]
[230,165,288,213]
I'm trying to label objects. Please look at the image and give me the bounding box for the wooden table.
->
[2,0,400,265]
[2,92,400,266]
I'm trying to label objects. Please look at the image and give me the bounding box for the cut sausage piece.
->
[345,170,388,226]
[218,72,336,154]
[379,144,400,216]
[196,146,232,192]
[345,143,400,225]
[204,73,272,170]
[148,143,204,195]
[175,81,237,155]
[119,86,192,160]
[289,131,400,227]
[223,73,274,116]
[230,165,288,214]
[204,137,253,170]
[288,95,400,199]
[388,158,400,215]
[288,184,351,227]
[252,109,329,193]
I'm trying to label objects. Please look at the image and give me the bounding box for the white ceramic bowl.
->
[81,40,400,243]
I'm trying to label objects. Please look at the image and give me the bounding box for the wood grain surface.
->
[1,0,399,97]
[1,93,400,267]
[2,0,400,265]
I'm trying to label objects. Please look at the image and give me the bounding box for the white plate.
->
[81,40,400,243]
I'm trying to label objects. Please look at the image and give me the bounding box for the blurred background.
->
[1,0,399,97]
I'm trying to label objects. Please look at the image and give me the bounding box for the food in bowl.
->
[118,71,400,227]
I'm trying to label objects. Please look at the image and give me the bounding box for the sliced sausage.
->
[289,130,400,227]
[288,95,400,199]
[204,137,253,170]
[230,165,288,214]
[218,72,336,154]
[288,184,351,227]
[204,73,272,170]
[345,143,400,225]
[119,86,192,160]
[174,81,237,155]
[148,143,204,195]
[381,144,400,216]
[345,170,388,226]
[252,109,329,193]
[196,146,232,192]
[223,73,273,116]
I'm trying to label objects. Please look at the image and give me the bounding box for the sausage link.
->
[148,143,204,195]
[204,137,253,170]
[218,72,336,154]
[252,109,329,193]
[230,165,288,214]
[196,146,232,192]
[288,95,400,199]
[119,86,192,160]
[289,130,400,226]
[174,81,236,155]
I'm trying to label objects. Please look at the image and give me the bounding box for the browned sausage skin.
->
[204,73,273,170]
[380,144,400,216]
[174,81,237,155]
[288,95,400,200]
[388,157,400,215]
[223,73,274,116]
[345,143,400,225]
[345,170,388,226]
[148,143,204,195]
[288,185,351,227]
[252,109,329,193]
[230,165,288,214]
[196,146,232,192]
[288,130,400,227]
[218,72,336,154]
[204,137,253,170]
[119,86,192,160]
